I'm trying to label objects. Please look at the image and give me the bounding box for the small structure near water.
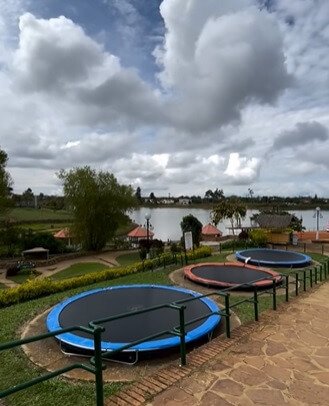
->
[201,223,222,241]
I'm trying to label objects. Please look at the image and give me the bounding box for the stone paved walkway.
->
[148,282,329,405]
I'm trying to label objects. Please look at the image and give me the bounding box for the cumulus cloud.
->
[224,153,261,184]
[155,0,292,132]
[272,121,329,150]
[11,13,164,128]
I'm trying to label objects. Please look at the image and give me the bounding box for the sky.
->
[0,0,329,198]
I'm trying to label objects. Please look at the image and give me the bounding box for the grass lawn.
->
[0,283,7,289]
[4,208,72,222]
[115,251,141,266]
[6,269,41,284]
[20,222,72,233]
[49,263,108,281]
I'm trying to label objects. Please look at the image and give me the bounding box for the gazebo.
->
[22,247,49,260]
[202,223,222,241]
[54,227,72,246]
[127,226,154,245]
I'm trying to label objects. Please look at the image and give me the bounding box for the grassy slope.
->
[5,208,72,222]
[6,270,41,285]
[50,263,108,281]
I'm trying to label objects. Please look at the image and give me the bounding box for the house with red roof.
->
[201,223,222,241]
[127,226,154,244]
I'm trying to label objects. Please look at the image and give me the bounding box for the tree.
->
[135,186,142,202]
[21,187,34,207]
[58,166,137,251]
[211,200,246,235]
[0,149,13,215]
[180,214,203,247]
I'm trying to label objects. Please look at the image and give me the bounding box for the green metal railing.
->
[1,257,328,404]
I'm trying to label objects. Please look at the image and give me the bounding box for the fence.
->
[1,257,328,405]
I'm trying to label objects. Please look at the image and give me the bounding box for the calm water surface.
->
[130,208,329,241]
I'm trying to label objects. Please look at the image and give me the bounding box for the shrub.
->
[238,230,249,240]
[249,229,268,247]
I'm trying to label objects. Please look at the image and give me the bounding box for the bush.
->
[249,229,268,247]
[238,230,249,240]
[0,246,211,307]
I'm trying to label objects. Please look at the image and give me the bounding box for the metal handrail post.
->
[93,326,105,406]
[272,279,277,310]
[285,275,289,302]
[253,287,259,321]
[295,272,299,296]
[224,293,231,338]
[315,267,318,284]
[310,268,313,287]
[178,305,187,366]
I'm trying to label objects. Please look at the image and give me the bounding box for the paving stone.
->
[289,380,329,404]
[199,391,234,406]
[208,361,231,373]
[261,364,291,381]
[265,341,287,356]
[313,356,329,369]
[229,365,268,386]
[151,387,198,406]
[267,379,288,390]
[245,388,286,405]
[211,379,245,396]
[311,371,329,385]
[314,347,329,356]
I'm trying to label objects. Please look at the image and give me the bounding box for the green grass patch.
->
[6,270,41,285]
[50,263,108,281]
[20,222,72,233]
[115,251,141,266]
[4,208,72,222]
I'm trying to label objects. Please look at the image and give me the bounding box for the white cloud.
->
[155,0,292,132]
[0,1,328,196]
[224,153,261,184]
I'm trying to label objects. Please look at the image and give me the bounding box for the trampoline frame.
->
[184,262,282,289]
[236,248,311,268]
[46,284,220,353]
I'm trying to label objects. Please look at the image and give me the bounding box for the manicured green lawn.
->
[3,208,72,222]
[115,251,141,266]
[6,269,41,284]
[50,263,108,281]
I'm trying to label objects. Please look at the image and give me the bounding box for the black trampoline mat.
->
[58,288,212,342]
[240,249,305,262]
[191,265,270,284]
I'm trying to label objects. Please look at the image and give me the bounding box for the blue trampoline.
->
[236,248,311,268]
[47,285,220,355]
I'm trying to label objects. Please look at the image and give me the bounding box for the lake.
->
[130,207,329,241]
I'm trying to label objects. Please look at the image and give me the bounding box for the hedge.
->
[0,246,212,308]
